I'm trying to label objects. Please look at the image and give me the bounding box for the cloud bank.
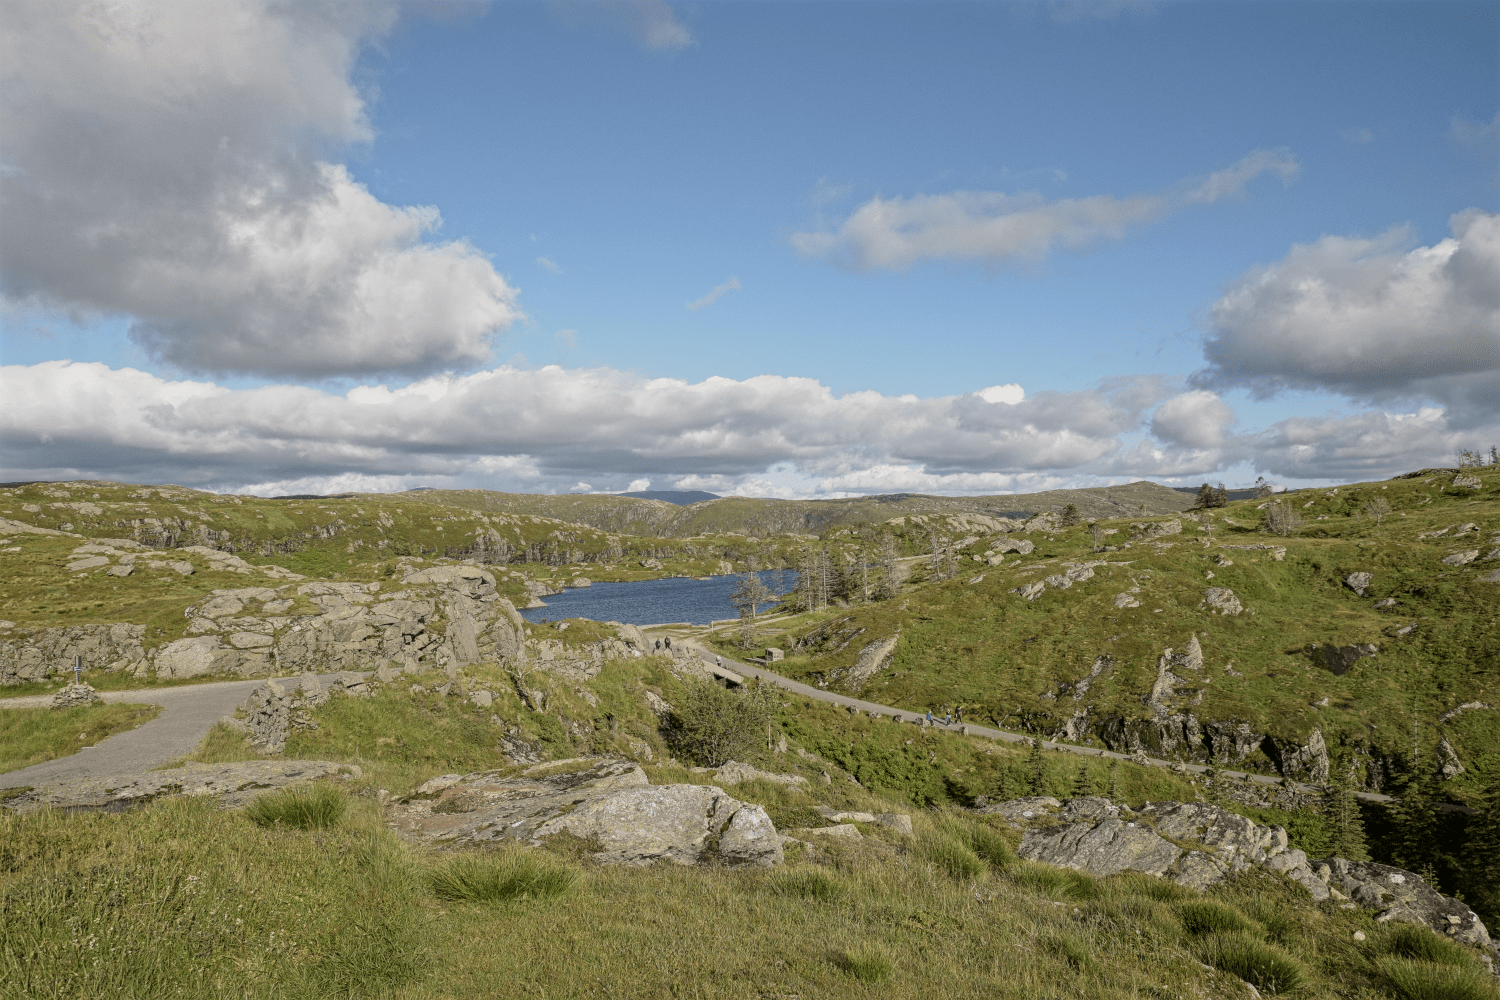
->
[792,150,1298,270]
[1195,210,1500,422]
[5,361,1493,498]
[0,1,520,378]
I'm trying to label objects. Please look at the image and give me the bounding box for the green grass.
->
[1375,924,1480,967]
[1194,933,1308,995]
[245,784,346,829]
[425,848,577,904]
[767,866,844,901]
[840,947,895,983]
[0,702,160,773]
[1375,957,1500,1000]
[1177,899,1255,936]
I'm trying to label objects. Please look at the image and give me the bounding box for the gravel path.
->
[0,675,342,789]
[676,638,1396,805]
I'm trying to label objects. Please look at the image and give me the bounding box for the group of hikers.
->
[924,704,965,727]
[652,636,673,653]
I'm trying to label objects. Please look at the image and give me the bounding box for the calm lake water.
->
[517,570,793,626]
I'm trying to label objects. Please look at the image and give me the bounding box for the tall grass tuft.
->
[921,835,986,882]
[1377,925,1476,967]
[840,948,894,983]
[426,849,576,904]
[970,824,1017,871]
[767,867,843,901]
[245,783,346,830]
[1195,934,1307,995]
[1177,900,1253,936]
[1375,957,1500,1000]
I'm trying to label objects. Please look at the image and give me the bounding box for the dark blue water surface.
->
[517,571,792,626]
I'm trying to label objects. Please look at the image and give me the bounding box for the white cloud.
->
[791,150,1298,271]
[686,277,741,312]
[1150,390,1236,449]
[623,478,652,492]
[547,0,693,53]
[1340,127,1374,145]
[0,361,1167,496]
[0,1,520,378]
[1235,407,1499,483]
[537,257,563,274]
[977,383,1025,405]
[1195,210,1500,419]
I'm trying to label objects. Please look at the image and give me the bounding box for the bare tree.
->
[1088,523,1107,553]
[1263,500,1303,537]
[505,656,547,712]
[1363,496,1392,527]
[731,571,775,620]
[1253,476,1274,499]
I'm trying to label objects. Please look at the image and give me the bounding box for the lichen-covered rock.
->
[1314,858,1494,956]
[388,759,783,868]
[1202,587,1244,615]
[1,623,148,685]
[830,634,899,691]
[1345,571,1373,597]
[0,760,360,812]
[1019,813,1180,877]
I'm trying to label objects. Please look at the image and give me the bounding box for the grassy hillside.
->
[5,651,1496,998]
[705,467,1500,807]
[401,480,1198,538]
[0,480,804,641]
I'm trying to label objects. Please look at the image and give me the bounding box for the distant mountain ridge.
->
[397,480,1196,537]
[616,491,720,505]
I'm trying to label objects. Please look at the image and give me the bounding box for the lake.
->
[517,570,793,626]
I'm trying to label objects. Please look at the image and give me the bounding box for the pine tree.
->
[1026,737,1046,795]
[1323,750,1370,862]
[1071,761,1093,798]
[1107,758,1122,802]
[1460,779,1500,926]
[1388,767,1444,883]
[1060,503,1080,527]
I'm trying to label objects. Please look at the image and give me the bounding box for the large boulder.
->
[1018,798,1180,877]
[388,759,784,868]
[1315,858,1493,955]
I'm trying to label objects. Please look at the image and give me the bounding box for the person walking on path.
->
[715,655,722,669]
[925,710,933,724]
[654,638,662,652]
[955,705,964,724]
[664,636,672,651]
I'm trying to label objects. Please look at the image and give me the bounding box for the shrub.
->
[245,784,346,830]
[1377,924,1476,967]
[1177,900,1253,936]
[426,849,576,904]
[1195,934,1307,995]
[840,948,894,983]
[767,867,843,901]
[1376,957,1500,1000]
[666,679,777,767]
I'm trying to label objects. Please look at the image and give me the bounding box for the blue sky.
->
[2,1,1496,498]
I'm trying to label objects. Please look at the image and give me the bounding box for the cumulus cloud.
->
[1195,210,1500,419]
[1150,390,1236,449]
[1235,407,1498,483]
[791,150,1298,270]
[0,1,521,378]
[0,361,1173,496]
[686,277,741,312]
[547,0,693,53]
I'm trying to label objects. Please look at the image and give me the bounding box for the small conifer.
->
[1026,737,1046,796]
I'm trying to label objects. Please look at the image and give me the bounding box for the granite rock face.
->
[1,623,148,684]
[1315,858,1493,954]
[388,758,784,868]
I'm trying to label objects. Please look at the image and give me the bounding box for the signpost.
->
[73,654,82,685]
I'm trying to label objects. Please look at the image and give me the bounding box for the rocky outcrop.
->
[225,672,368,754]
[1308,642,1378,676]
[388,758,784,868]
[1316,858,1493,954]
[0,760,361,812]
[999,794,1495,961]
[830,634,900,691]
[1,623,148,684]
[1202,587,1244,615]
[1345,572,1373,597]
